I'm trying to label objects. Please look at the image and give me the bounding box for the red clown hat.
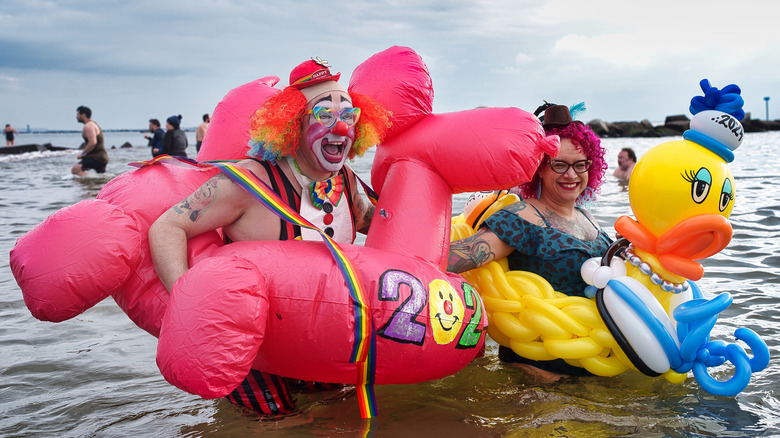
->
[289,57,341,89]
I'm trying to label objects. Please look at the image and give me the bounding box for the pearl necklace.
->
[623,247,690,294]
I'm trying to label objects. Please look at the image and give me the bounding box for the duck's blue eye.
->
[719,178,734,212]
[683,167,712,204]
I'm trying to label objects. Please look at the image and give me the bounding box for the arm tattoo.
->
[447,229,497,273]
[173,174,226,222]
[353,187,374,234]
[502,198,529,215]
[357,202,374,234]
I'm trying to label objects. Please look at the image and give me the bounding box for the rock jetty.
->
[586,113,780,138]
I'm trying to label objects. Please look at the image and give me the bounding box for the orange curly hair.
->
[248,87,391,160]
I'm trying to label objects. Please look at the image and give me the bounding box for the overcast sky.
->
[2,0,778,131]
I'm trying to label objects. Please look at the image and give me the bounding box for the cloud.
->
[1,0,779,129]
[515,52,533,65]
[0,74,21,91]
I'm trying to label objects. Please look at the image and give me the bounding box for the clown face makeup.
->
[298,88,357,175]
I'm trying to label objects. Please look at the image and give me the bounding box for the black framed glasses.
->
[548,159,592,174]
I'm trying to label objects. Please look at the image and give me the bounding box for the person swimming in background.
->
[613,147,637,181]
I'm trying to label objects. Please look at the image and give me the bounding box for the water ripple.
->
[1,132,778,436]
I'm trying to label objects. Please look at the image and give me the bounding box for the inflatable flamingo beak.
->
[332,120,349,136]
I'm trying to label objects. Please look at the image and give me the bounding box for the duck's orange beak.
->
[615,214,732,281]
[655,215,732,280]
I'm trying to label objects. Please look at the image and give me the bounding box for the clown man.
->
[149,57,391,416]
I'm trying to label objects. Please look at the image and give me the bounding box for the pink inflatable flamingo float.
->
[10,46,558,416]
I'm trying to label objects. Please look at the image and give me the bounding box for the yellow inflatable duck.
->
[615,115,736,289]
[452,80,769,395]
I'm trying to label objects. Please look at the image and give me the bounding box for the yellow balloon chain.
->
[451,198,687,383]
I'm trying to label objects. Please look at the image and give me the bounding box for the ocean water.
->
[1,131,778,437]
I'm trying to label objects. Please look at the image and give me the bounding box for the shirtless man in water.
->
[613,147,636,181]
[72,106,109,175]
[149,57,390,416]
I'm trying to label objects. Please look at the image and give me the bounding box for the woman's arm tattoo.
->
[447,229,497,273]
[173,174,226,222]
[502,198,528,215]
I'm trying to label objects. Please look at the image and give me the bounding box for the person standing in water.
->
[5,124,19,146]
[195,113,210,153]
[448,104,611,380]
[161,115,188,157]
[71,106,109,175]
[145,118,165,157]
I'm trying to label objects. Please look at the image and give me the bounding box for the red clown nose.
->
[332,120,349,136]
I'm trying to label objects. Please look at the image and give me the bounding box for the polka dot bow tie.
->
[309,174,344,210]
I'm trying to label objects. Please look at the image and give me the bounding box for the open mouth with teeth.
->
[321,139,347,163]
[558,181,580,191]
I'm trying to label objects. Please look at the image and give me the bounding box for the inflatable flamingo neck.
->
[365,159,452,268]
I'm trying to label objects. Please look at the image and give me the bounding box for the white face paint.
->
[298,90,356,174]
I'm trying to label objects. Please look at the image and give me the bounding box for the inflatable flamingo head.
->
[349,46,558,196]
[350,46,434,139]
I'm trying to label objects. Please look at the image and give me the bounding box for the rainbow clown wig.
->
[247,84,391,162]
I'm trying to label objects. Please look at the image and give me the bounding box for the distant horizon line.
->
[16,127,198,134]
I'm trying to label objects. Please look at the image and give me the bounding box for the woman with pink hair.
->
[448,103,611,377]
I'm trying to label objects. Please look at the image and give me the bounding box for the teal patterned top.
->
[482,205,612,297]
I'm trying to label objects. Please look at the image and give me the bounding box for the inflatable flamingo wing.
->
[10,162,222,336]
[9,77,279,336]
[11,198,144,322]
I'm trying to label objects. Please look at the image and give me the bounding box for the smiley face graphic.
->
[428,279,465,345]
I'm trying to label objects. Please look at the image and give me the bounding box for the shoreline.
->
[588,113,780,138]
[13,115,780,139]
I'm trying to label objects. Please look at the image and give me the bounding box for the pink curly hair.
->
[517,121,607,205]
[248,87,391,160]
